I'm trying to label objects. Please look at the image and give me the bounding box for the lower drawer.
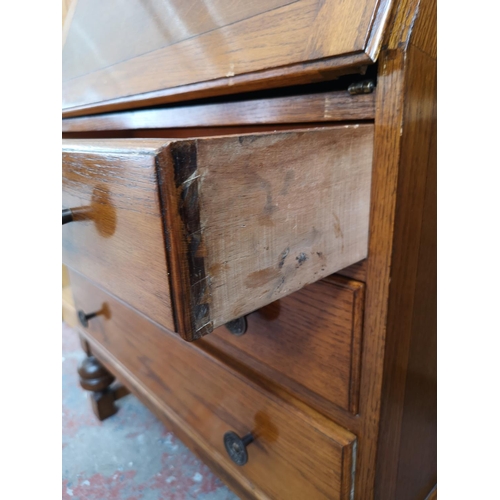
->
[70,271,357,500]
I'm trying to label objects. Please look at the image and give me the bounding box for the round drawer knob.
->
[225,316,248,336]
[223,431,254,466]
[78,310,99,328]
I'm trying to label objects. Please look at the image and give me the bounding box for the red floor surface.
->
[62,322,239,500]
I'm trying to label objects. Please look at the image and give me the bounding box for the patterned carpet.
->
[62,322,239,500]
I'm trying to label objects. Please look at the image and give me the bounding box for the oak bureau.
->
[62,1,436,499]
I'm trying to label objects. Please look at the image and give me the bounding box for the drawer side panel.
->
[198,126,373,331]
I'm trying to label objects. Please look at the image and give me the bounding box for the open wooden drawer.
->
[62,125,373,340]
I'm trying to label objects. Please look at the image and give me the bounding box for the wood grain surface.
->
[352,1,437,498]
[195,127,372,326]
[62,123,369,140]
[60,1,437,497]
[62,90,376,132]
[70,270,357,500]
[336,259,368,282]
[62,139,176,330]
[377,43,437,500]
[203,275,364,415]
[62,0,393,116]
[160,126,373,339]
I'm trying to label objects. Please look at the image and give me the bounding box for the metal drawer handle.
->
[225,316,248,336]
[62,208,73,225]
[77,304,110,328]
[78,310,99,328]
[223,431,254,466]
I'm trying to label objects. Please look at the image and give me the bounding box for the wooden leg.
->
[77,353,130,421]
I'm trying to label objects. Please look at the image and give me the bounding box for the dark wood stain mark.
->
[280,170,295,195]
[170,141,211,338]
[90,186,117,238]
[155,151,182,332]
[238,134,262,146]
[258,213,276,227]
[296,252,308,266]
[278,248,289,268]
[137,356,173,396]
[254,411,279,442]
[208,262,227,275]
[248,173,279,228]
[262,185,279,216]
[332,212,344,239]
[246,267,281,289]
[273,275,286,294]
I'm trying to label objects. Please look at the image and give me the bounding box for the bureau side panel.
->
[393,70,437,500]
[374,45,437,500]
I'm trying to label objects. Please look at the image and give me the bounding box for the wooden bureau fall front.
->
[62,1,436,499]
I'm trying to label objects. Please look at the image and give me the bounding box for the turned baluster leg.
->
[77,338,130,421]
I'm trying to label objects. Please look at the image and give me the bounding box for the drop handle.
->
[223,431,254,466]
[62,208,73,225]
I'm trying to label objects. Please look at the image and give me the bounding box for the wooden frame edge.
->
[156,141,212,341]
[61,90,376,133]
[62,53,371,118]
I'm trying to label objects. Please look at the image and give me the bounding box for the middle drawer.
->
[203,274,364,415]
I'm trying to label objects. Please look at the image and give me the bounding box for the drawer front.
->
[63,125,373,341]
[70,271,357,500]
[62,140,175,329]
[204,275,364,415]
